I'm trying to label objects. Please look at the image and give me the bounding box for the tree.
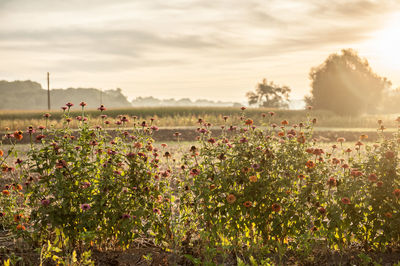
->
[307,49,391,115]
[246,79,291,108]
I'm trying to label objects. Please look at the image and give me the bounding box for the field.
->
[1,106,400,265]
[1,106,400,130]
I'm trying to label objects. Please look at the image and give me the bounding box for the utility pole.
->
[47,72,51,110]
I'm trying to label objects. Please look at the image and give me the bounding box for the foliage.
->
[246,79,291,108]
[2,105,400,264]
[307,49,391,115]
[0,80,131,110]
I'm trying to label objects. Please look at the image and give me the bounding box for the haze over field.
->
[1,0,400,103]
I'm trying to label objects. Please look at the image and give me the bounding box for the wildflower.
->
[80,203,91,211]
[341,197,351,205]
[190,168,200,176]
[368,173,377,182]
[298,174,305,179]
[281,120,289,126]
[98,105,106,112]
[241,107,246,110]
[13,131,23,140]
[249,175,257,182]
[16,224,26,231]
[61,106,67,111]
[327,177,337,186]
[377,181,383,187]
[360,134,368,140]
[271,203,281,212]
[208,138,216,144]
[121,214,131,219]
[245,119,253,126]
[43,113,51,118]
[337,137,345,143]
[226,194,236,204]
[385,212,393,218]
[318,207,326,215]
[153,208,161,215]
[243,201,252,207]
[0,150,3,157]
[385,151,395,159]
[355,141,363,146]
[2,190,10,196]
[66,102,74,108]
[393,189,400,198]
[41,199,50,206]
[306,160,315,169]
[80,102,87,107]
[240,137,248,143]
[36,134,45,141]
[14,214,23,222]
[297,136,306,144]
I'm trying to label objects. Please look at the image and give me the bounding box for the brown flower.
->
[243,201,252,208]
[226,194,236,204]
[271,203,281,212]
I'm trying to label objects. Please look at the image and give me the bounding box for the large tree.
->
[307,49,391,115]
[246,79,291,108]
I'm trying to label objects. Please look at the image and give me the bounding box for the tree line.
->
[247,48,399,115]
[0,81,131,110]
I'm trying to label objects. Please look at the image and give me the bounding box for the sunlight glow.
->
[371,12,400,70]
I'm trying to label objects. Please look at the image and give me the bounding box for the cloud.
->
[0,0,400,100]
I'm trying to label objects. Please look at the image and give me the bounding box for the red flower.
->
[306,160,315,169]
[341,197,351,205]
[13,131,23,140]
[243,201,252,208]
[327,177,336,186]
[368,173,377,182]
[245,119,253,126]
[393,189,400,198]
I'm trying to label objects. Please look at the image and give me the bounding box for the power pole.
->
[47,72,51,110]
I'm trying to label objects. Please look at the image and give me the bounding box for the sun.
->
[371,13,400,70]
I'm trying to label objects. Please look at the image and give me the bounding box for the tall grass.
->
[0,107,399,130]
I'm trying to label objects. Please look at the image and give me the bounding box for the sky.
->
[1,0,400,103]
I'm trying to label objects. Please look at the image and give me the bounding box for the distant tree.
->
[246,79,291,108]
[307,49,391,115]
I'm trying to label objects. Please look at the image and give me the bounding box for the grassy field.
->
[0,106,399,130]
